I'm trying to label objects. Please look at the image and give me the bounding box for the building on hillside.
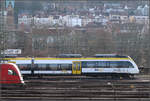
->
[119,23,144,34]
[130,15,149,24]
[109,11,128,24]
[30,28,73,57]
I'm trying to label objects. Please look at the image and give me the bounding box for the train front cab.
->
[0,63,24,87]
[72,60,139,78]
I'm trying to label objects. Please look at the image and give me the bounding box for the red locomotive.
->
[0,63,24,85]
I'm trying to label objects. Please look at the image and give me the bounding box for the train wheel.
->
[119,76,123,80]
[130,74,135,79]
[122,74,130,79]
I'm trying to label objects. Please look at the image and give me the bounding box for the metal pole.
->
[0,0,6,62]
[0,0,6,100]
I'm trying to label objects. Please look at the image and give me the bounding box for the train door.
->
[72,61,81,75]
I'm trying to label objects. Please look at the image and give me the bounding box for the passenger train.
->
[5,54,139,78]
[0,63,24,85]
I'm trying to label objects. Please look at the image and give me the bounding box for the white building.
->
[63,15,82,27]
[142,4,149,16]
[133,16,149,24]
[81,16,92,26]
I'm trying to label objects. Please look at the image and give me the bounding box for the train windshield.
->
[8,69,17,76]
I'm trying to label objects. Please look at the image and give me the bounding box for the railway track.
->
[1,75,150,101]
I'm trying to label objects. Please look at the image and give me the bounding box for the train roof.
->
[4,54,130,60]
[4,57,131,61]
[57,54,82,58]
[94,54,129,58]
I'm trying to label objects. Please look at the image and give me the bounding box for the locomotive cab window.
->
[8,69,17,76]
[118,61,134,68]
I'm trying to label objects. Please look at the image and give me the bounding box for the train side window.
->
[18,64,31,70]
[38,64,47,70]
[46,64,50,70]
[117,61,124,68]
[17,64,22,69]
[109,61,118,68]
[86,61,96,68]
[97,61,108,68]
[34,64,38,70]
[49,64,58,70]
[116,61,134,68]
[60,64,72,70]
[27,64,31,69]
[58,64,61,70]
[69,64,72,70]
[82,62,87,68]
[123,61,134,68]
[82,61,97,68]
